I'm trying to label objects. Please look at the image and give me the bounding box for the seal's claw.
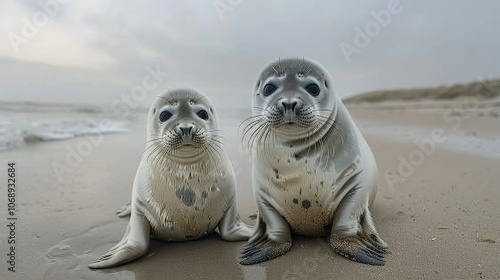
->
[115,203,131,218]
[239,239,291,265]
[88,244,147,269]
[330,234,387,266]
[353,249,385,266]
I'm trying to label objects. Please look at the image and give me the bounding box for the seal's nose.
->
[282,101,297,112]
[180,126,192,136]
[176,124,194,137]
[279,98,302,114]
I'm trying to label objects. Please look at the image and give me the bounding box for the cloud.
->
[1,0,500,108]
[0,1,116,69]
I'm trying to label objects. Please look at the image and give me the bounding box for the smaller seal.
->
[89,89,252,269]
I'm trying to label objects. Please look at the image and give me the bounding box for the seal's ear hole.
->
[324,80,329,89]
[152,108,157,114]
[210,107,213,114]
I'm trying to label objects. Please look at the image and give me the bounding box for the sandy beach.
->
[1,100,499,280]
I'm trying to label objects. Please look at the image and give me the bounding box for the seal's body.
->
[240,58,387,266]
[89,89,251,269]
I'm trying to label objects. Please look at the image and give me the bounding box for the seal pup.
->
[89,89,252,269]
[240,58,387,265]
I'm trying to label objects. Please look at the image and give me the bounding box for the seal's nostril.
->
[180,126,192,136]
[282,101,298,113]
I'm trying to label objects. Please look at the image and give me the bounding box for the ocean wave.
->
[0,119,130,151]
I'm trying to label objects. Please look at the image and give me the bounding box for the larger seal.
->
[240,58,387,265]
[89,89,252,269]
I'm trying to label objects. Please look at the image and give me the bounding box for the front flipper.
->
[329,189,388,266]
[239,200,292,265]
[88,211,150,269]
[218,199,253,241]
[330,233,386,265]
[116,203,131,218]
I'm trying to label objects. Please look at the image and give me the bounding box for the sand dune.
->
[343,78,500,104]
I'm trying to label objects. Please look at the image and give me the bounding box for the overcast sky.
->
[1,0,499,109]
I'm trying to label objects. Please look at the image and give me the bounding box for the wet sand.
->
[1,103,499,280]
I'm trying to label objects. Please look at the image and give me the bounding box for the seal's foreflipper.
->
[217,201,253,241]
[239,201,292,265]
[88,213,150,269]
[329,193,388,266]
[115,203,131,218]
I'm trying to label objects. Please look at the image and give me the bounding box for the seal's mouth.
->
[281,122,297,127]
[177,142,198,149]
[159,132,204,151]
[278,120,299,127]
[280,114,299,126]
[181,143,195,147]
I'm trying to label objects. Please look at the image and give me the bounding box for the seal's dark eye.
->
[159,111,173,122]
[305,84,320,96]
[263,84,277,96]
[196,110,209,120]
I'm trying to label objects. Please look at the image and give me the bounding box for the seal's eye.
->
[196,110,209,121]
[305,84,320,96]
[263,84,277,96]
[159,111,173,122]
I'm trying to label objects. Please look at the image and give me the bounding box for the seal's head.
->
[146,89,220,164]
[246,58,336,142]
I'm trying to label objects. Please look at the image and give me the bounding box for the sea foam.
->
[0,118,129,151]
